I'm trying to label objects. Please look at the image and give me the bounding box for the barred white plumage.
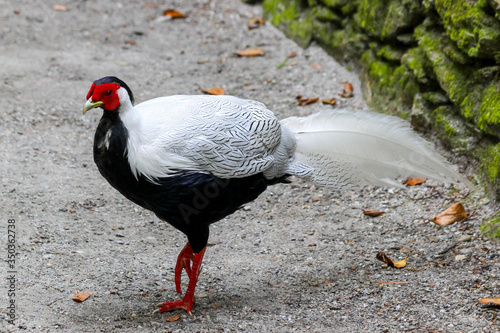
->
[119,94,290,182]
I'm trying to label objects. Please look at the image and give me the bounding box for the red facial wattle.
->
[87,82,121,111]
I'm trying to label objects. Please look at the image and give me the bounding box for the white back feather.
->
[119,94,285,181]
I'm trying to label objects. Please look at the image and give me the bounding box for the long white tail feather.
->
[281,110,472,189]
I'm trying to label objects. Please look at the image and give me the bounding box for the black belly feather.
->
[93,111,285,252]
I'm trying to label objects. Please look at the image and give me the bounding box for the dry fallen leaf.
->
[289,52,297,58]
[392,256,408,268]
[403,177,427,186]
[163,9,187,19]
[477,298,500,306]
[72,290,92,303]
[309,62,321,69]
[339,82,353,98]
[234,48,266,57]
[297,97,319,106]
[199,87,225,95]
[247,17,265,30]
[166,315,181,322]
[430,202,467,226]
[321,98,337,106]
[376,251,408,269]
[53,5,67,11]
[363,209,384,217]
[142,3,159,9]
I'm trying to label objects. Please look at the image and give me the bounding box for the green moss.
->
[435,0,500,58]
[480,212,500,241]
[477,84,500,135]
[312,5,343,23]
[263,0,313,47]
[313,17,368,65]
[401,47,435,85]
[316,0,359,14]
[416,26,474,108]
[376,45,405,62]
[357,0,425,40]
[422,92,449,105]
[357,0,389,38]
[482,143,500,183]
[361,49,419,114]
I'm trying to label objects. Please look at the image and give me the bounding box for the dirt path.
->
[1,1,498,332]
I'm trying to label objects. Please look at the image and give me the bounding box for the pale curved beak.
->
[83,99,104,114]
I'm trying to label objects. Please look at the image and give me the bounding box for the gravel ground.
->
[1,1,499,332]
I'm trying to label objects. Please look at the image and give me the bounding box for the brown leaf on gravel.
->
[234,48,265,57]
[53,5,67,11]
[166,315,181,322]
[403,177,427,186]
[142,3,159,9]
[321,98,337,106]
[163,9,187,19]
[338,82,353,98]
[247,17,265,30]
[199,87,225,95]
[392,256,408,268]
[477,298,500,306]
[363,209,384,217]
[72,290,92,303]
[309,62,321,69]
[430,202,467,226]
[376,251,408,268]
[297,97,319,106]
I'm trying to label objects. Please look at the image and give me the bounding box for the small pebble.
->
[458,235,471,242]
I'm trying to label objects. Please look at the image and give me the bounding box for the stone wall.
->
[259,0,500,238]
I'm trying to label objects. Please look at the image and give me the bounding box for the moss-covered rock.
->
[312,12,369,64]
[435,0,500,58]
[357,0,425,40]
[482,143,500,185]
[361,48,419,115]
[263,0,314,48]
[480,212,500,242]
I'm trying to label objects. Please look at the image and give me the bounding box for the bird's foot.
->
[155,297,195,314]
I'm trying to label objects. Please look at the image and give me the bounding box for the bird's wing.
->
[126,95,282,180]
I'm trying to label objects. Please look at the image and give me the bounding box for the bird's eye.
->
[106,90,113,96]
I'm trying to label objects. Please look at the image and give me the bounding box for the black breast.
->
[93,111,283,252]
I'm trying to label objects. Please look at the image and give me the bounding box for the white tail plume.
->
[281,110,472,189]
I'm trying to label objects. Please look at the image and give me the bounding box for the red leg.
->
[156,242,206,314]
[174,243,194,294]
